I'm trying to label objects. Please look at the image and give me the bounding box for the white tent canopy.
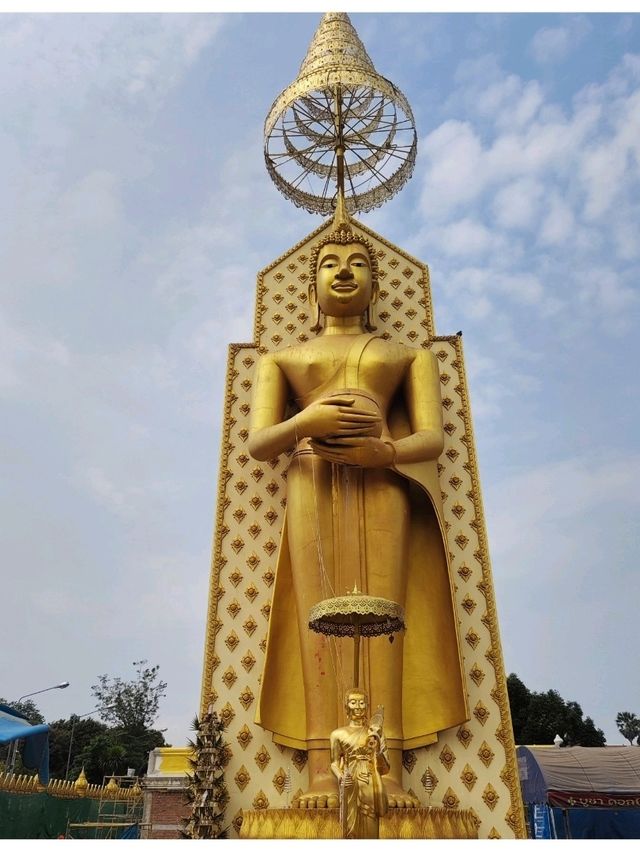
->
[519,746,640,803]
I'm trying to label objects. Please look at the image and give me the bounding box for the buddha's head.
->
[344,687,368,724]
[309,230,379,332]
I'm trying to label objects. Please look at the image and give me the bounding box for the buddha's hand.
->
[309,436,395,468]
[367,733,381,753]
[296,396,381,440]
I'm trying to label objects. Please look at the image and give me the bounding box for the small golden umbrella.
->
[308,587,404,688]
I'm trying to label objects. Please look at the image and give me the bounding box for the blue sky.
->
[1,12,639,748]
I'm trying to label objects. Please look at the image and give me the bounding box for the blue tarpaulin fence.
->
[0,704,50,785]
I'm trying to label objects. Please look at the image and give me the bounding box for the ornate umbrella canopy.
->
[264,13,417,216]
[308,592,405,637]
[309,589,405,688]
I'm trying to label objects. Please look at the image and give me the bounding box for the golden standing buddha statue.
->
[249,227,467,807]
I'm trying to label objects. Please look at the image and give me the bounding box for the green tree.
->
[47,716,109,780]
[85,660,168,783]
[76,727,166,784]
[507,673,606,746]
[91,660,167,730]
[114,726,166,776]
[505,673,530,737]
[615,711,640,745]
[0,697,45,725]
[77,731,128,784]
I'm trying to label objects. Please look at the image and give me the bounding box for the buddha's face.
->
[315,242,374,318]
[346,691,367,723]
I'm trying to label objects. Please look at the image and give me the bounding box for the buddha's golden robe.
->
[255,335,468,749]
[332,724,389,839]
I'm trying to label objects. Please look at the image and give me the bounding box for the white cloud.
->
[0,14,224,114]
[529,16,592,65]
[419,50,640,338]
[511,80,545,129]
[579,87,640,221]
[494,271,545,306]
[420,121,486,220]
[80,466,138,520]
[443,265,547,316]
[492,178,544,230]
[463,349,513,419]
[420,110,594,221]
[60,170,124,233]
[612,216,640,261]
[481,77,544,130]
[530,27,573,64]
[578,266,638,332]
[580,140,630,221]
[137,551,209,628]
[539,193,575,245]
[0,310,70,394]
[433,218,497,257]
[152,223,244,306]
[449,53,544,130]
[188,310,254,365]
[475,73,521,118]
[488,453,640,574]
[423,60,625,220]
[614,16,635,37]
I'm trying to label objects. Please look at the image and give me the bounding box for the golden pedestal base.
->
[239,807,479,839]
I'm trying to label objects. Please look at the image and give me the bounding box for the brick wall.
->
[142,781,190,839]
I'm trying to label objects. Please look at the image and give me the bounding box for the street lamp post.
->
[17,682,70,703]
[7,681,70,775]
[65,707,112,781]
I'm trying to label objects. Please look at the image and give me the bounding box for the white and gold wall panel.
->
[200,218,526,839]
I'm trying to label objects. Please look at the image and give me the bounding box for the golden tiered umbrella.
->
[264,12,417,216]
[309,588,404,688]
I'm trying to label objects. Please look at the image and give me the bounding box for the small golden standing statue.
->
[331,690,389,839]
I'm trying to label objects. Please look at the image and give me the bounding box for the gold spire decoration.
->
[297,12,376,77]
[264,12,417,216]
[74,766,89,796]
[105,775,119,797]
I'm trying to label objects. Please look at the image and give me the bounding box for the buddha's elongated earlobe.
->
[308,284,323,333]
[364,304,377,332]
[310,303,323,333]
[364,282,378,332]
